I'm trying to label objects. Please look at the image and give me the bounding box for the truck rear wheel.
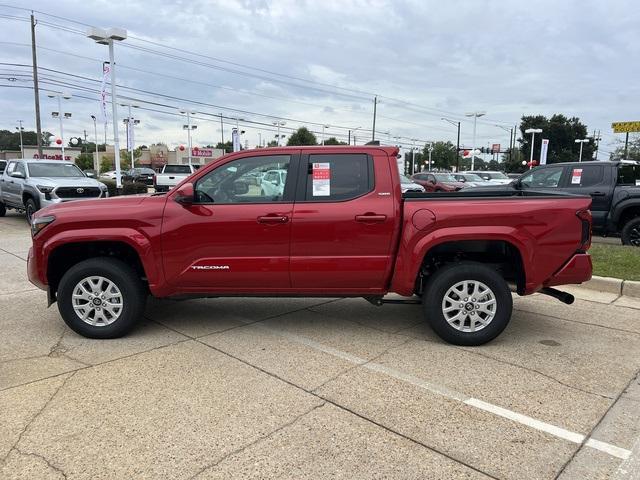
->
[621,217,640,247]
[423,262,512,346]
[57,258,146,339]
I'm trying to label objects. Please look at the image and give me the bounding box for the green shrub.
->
[100,180,149,197]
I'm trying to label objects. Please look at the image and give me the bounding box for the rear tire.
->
[57,258,147,339]
[621,217,640,247]
[25,198,38,225]
[423,262,512,346]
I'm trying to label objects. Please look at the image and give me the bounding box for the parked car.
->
[0,159,108,223]
[510,161,640,246]
[260,169,287,197]
[452,173,494,188]
[399,173,425,193]
[100,170,117,180]
[155,164,197,192]
[466,171,512,185]
[28,146,592,346]
[123,167,156,185]
[411,172,465,192]
[507,173,521,180]
[83,169,97,179]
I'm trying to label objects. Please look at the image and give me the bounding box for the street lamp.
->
[87,26,127,188]
[180,109,197,165]
[90,115,99,172]
[427,142,434,170]
[525,128,543,169]
[410,138,418,174]
[442,117,461,171]
[575,138,590,162]
[465,111,486,170]
[321,124,330,145]
[272,121,286,146]
[16,120,24,158]
[47,92,72,159]
[121,103,140,168]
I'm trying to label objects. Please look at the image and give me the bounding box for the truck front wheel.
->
[621,217,640,247]
[57,258,147,339]
[423,262,512,346]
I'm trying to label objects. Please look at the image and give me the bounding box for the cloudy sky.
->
[1,0,638,157]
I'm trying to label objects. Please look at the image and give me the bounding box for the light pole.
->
[351,126,362,146]
[411,138,418,174]
[121,103,139,168]
[525,128,542,169]
[575,138,589,162]
[90,115,99,171]
[494,124,514,164]
[321,124,330,145]
[218,112,224,144]
[87,27,127,188]
[272,121,286,146]
[180,109,197,165]
[427,143,433,170]
[465,111,486,170]
[16,120,24,158]
[48,92,72,160]
[442,118,461,171]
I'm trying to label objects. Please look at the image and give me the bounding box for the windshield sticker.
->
[571,168,583,185]
[312,162,331,196]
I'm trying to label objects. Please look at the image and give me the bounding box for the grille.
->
[56,187,101,198]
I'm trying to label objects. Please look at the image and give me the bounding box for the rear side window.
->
[569,165,603,187]
[163,165,192,174]
[5,161,16,175]
[303,154,373,201]
[618,165,640,186]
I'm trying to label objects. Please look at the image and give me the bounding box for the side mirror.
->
[174,182,194,206]
[10,171,25,179]
[233,181,249,195]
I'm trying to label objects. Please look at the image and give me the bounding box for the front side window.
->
[5,161,16,175]
[14,163,27,177]
[618,165,640,186]
[303,154,373,201]
[195,155,291,204]
[520,166,564,188]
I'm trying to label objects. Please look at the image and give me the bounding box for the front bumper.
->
[27,246,46,290]
[544,253,593,287]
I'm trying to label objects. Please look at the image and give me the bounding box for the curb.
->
[580,275,640,299]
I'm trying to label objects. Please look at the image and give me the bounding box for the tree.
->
[514,114,594,170]
[75,153,95,171]
[610,134,640,161]
[100,157,113,173]
[0,129,53,150]
[215,141,233,153]
[323,137,347,145]
[287,127,317,146]
[423,141,457,170]
[266,140,279,147]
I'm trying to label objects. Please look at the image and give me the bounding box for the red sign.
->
[192,148,213,157]
[33,154,71,161]
[491,143,500,153]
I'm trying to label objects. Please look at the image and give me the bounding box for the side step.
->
[363,296,422,307]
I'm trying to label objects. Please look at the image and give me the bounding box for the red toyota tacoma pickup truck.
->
[27,146,593,346]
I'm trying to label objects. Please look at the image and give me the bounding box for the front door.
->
[161,153,299,292]
[289,151,398,292]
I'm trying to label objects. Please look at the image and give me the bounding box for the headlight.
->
[36,185,54,194]
[31,215,55,237]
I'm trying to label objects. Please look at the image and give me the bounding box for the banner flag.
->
[540,139,549,165]
[100,62,110,126]
[232,128,240,152]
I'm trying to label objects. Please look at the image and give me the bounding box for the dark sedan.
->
[123,167,156,185]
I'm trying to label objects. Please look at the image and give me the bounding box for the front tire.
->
[57,258,147,339]
[423,262,512,346]
[621,217,640,247]
[25,198,38,224]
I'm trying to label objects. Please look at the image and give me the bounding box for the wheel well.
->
[22,191,37,207]
[47,241,147,295]
[618,206,640,230]
[416,240,525,295]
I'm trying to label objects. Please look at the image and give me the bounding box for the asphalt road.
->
[1,211,639,480]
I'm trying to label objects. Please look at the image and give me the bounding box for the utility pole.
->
[372,96,377,142]
[624,132,629,159]
[30,13,43,157]
[219,113,224,145]
[593,129,601,160]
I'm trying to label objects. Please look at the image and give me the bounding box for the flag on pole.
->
[100,62,110,126]
[232,128,240,152]
[540,139,549,165]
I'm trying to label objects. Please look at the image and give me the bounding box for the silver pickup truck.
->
[0,159,108,223]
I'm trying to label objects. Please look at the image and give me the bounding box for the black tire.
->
[423,262,512,346]
[25,198,38,224]
[57,258,147,339]
[621,217,640,247]
[0,202,6,217]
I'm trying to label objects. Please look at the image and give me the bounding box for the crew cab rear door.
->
[289,151,397,291]
[161,152,300,290]
[558,164,613,229]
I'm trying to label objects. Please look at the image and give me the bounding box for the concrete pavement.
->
[1,210,639,479]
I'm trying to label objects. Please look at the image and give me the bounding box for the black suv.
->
[514,161,640,245]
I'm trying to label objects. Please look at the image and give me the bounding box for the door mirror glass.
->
[10,170,25,179]
[233,181,249,195]
[174,182,194,205]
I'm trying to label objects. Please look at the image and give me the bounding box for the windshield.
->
[28,163,84,177]
[464,174,484,182]
[488,172,508,179]
[163,165,192,174]
[434,173,457,182]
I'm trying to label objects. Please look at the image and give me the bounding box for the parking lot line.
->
[242,320,632,461]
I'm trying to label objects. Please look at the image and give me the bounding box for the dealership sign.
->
[612,121,640,133]
[33,153,72,161]
[192,148,213,157]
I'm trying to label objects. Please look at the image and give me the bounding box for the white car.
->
[399,173,425,193]
[453,173,494,188]
[260,169,287,197]
[100,170,117,180]
[466,171,513,185]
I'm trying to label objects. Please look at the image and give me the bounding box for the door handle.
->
[355,214,387,223]
[257,215,289,224]
[590,192,605,197]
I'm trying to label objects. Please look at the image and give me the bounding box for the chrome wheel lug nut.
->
[464,297,468,301]
[459,303,464,308]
